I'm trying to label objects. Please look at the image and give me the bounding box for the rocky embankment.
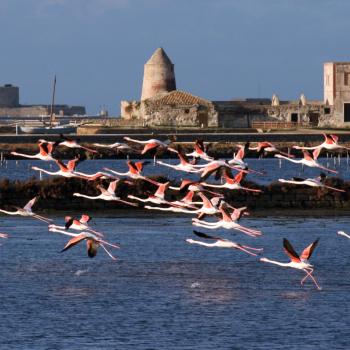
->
[0,176,349,213]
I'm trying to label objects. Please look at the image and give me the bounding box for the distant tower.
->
[141,47,176,101]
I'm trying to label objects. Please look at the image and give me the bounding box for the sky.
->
[0,0,349,115]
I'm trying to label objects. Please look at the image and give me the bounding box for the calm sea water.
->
[0,212,349,349]
[1,156,350,184]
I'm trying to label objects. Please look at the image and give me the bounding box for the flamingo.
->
[104,160,150,180]
[32,157,97,180]
[58,134,97,153]
[157,147,201,173]
[49,214,104,237]
[249,142,294,158]
[93,142,134,154]
[0,233,9,239]
[143,191,203,213]
[73,180,138,206]
[192,203,262,237]
[11,142,56,161]
[275,149,338,174]
[202,169,262,193]
[279,173,345,192]
[0,197,52,223]
[49,227,119,260]
[169,179,224,198]
[228,143,249,168]
[260,238,321,290]
[186,230,263,256]
[186,139,213,161]
[128,181,171,205]
[123,136,176,155]
[293,134,350,152]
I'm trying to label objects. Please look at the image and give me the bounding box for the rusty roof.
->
[144,90,212,107]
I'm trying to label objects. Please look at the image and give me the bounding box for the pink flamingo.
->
[186,230,263,256]
[249,142,294,158]
[293,134,350,152]
[128,181,171,205]
[157,149,201,173]
[49,227,119,260]
[73,180,137,206]
[186,139,213,161]
[275,149,338,173]
[279,173,345,192]
[202,170,262,193]
[124,136,176,155]
[192,203,262,237]
[58,134,97,153]
[260,238,321,290]
[11,142,56,161]
[104,160,150,180]
[0,197,52,223]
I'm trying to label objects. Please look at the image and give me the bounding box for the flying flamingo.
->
[275,149,338,174]
[186,230,263,256]
[49,227,119,260]
[104,160,150,180]
[157,147,201,173]
[0,197,52,223]
[186,139,214,161]
[260,238,321,290]
[249,142,294,158]
[93,142,134,154]
[293,134,350,152]
[192,203,262,237]
[73,180,138,206]
[58,134,97,153]
[32,157,98,180]
[279,173,345,192]
[123,136,176,155]
[169,179,224,198]
[128,181,171,205]
[143,191,203,213]
[202,169,262,193]
[228,143,249,168]
[49,214,104,237]
[11,142,56,161]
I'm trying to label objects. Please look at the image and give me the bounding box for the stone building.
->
[0,84,19,107]
[0,84,85,117]
[121,48,350,128]
[141,48,176,101]
[323,62,350,126]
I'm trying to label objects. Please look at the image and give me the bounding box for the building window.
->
[345,103,350,122]
[184,109,190,114]
[345,73,349,86]
[324,107,331,115]
[291,113,298,123]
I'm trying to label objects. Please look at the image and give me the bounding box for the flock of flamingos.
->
[1,133,350,290]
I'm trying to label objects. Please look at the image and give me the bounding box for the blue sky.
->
[0,0,349,115]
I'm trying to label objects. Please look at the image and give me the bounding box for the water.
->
[0,157,349,185]
[0,212,349,349]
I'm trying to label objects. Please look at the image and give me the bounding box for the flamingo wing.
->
[107,180,118,194]
[38,143,49,156]
[67,157,81,171]
[192,230,222,241]
[23,197,37,211]
[61,233,88,252]
[313,148,321,160]
[65,217,75,230]
[141,142,159,154]
[283,238,301,263]
[300,238,319,261]
[56,159,68,172]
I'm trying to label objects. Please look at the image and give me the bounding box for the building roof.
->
[144,90,212,108]
[146,47,173,66]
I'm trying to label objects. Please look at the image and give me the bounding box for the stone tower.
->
[141,48,176,101]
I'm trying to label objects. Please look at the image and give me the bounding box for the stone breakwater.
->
[0,176,348,212]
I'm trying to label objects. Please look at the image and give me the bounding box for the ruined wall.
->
[141,103,218,127]
[120,100,142,120]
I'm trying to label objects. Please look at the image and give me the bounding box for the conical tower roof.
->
[146,47,173,65]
